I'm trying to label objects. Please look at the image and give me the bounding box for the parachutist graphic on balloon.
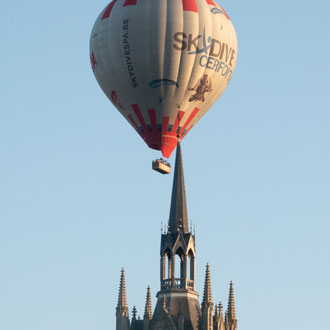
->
[188,74,212,103]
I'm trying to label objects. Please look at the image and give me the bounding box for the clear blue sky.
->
[1,1,329,329]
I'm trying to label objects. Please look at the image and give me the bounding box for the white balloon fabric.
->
[90,0,237,158]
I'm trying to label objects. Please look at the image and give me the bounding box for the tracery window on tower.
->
[174,247,184,280]
[161,248,172,282]
[174,254,182,279]
[188,249,195,281]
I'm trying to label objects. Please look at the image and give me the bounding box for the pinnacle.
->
[214,304,218,316]
[117,268,128,308]
[144,285,153,320]
[132,306,137,320]
[227,281,236,320]
[219,302,223,316]
[202,263,213,305]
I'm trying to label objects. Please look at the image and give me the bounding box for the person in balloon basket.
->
[188,74,212,103]
[158,158,171,167]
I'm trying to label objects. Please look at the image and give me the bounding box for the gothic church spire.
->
[168,142,189,233]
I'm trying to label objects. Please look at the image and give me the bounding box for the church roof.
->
[130,319,143,330]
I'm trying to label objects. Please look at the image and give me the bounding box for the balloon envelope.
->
[90,0,237,158]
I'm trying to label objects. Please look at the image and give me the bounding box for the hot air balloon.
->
[90,0,237,170]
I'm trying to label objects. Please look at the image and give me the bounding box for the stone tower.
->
[116,143,238,330]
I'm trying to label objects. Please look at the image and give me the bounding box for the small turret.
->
[202,264,213,305]
[117,269,128,308]
[225,282,237,330]
[227,282,236,321]
[225,311,229,330]
[200,264,213,330]
[144,286,153,320]
[116,268,130,330]
[132,306,137,321]
[219,302,223,317]
[143,286,152,329]
[214,302,225,330]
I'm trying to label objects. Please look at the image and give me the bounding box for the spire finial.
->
[219,302,223,316]
[202,263,213,305]
[227,281,236,320]
[117,268,128,308]
[168,142,189,233]
[144,286,153,320]
[132,306,137,320]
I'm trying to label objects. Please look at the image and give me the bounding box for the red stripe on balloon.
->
[162,116,169,134]
[148,109,157,136]
[101,0,118,20]
[161,111,185,158]
[148,109,161,149]
[131,104,147,133]
[161,117,172,156]
[131,104,152,144]
[90,52,98,70]
[179,107,200,135]
[182,0,198,12]
[205,0,216,6]
[123,0,137,6]
[219,5,230,19]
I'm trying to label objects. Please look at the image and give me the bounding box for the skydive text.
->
[123,19,138,88]
[199,56,233,80]
[173,32,236,78]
